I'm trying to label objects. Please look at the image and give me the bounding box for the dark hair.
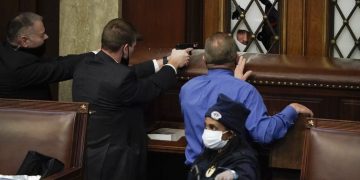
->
[101,18,139,52]
[6,12,43,43]
[204,32,237,65]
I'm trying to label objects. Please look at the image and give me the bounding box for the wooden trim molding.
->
[304,0,329,56]
[282,0,306,55]
[322,0,330,56]
[177,77,360,91]
[280,0,287,54]
[203,0,228,41]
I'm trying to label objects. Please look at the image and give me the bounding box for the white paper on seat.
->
[147,128,185,141]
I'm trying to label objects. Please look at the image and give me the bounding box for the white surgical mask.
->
[202,129,228,150]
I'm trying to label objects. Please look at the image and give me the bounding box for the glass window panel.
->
[230,0,280,54]
[334,8,343,34]
[337,0,355,17]
[349,8,360,38]
[337,29,354,56]
[351,49,360,59]
[330,0,360,59]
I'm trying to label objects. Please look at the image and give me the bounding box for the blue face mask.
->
[202,129,228,150]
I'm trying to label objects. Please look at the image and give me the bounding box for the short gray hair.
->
[6,12,43,43]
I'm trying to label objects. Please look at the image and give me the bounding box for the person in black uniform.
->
[188,94,259,180]
[72,18,191,180]
[0,12,93,100]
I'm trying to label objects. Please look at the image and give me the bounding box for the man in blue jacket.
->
[180,32,313,166]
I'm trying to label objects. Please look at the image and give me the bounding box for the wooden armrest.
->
[43,167,82,180]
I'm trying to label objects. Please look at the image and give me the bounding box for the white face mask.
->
[202,129,228,150]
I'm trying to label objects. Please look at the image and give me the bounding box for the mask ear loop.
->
[222,130,235,141]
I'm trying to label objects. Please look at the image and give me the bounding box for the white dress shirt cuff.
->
[152,59,160,73]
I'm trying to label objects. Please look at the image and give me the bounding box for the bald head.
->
[204,32,237,65]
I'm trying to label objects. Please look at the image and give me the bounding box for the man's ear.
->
[123,43,129,51]
[119,44,127,55]
[202,55,206,62]
[18,36,28,48]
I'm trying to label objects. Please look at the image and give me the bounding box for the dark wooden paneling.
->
[36,0,59,58]
[340,99,360,120]
[122,0,186,48]
[122,0,204,48]
[257,85,360,120]
[270,116,307,169]
[262,94,324,117]
[18,0,37,11]
[185,0,204,47]
[0,1,20,42]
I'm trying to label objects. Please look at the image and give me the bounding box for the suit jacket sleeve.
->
[16,52,94,87]
[130,60,155,78]
[117,65,176,105]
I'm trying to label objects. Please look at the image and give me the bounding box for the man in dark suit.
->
[0,12,93,100]
[72,18,191,180]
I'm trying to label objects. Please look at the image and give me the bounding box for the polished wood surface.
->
[203,0,228,41]
[122,0,186,49]
[270,115,308,169]
[147,137,186,154]
[122,0,203,49]
[146,121,185,154]
[305,0,329,56]
[0,98,88,113]
[182,51,360,87]
[282,0,306,55]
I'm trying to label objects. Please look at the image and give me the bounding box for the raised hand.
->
[167,48,192,69]
[234,56,252,80]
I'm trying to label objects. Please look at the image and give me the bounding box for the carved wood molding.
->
[203,0,228,41]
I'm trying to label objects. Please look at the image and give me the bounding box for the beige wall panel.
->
[59,0,120,101]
